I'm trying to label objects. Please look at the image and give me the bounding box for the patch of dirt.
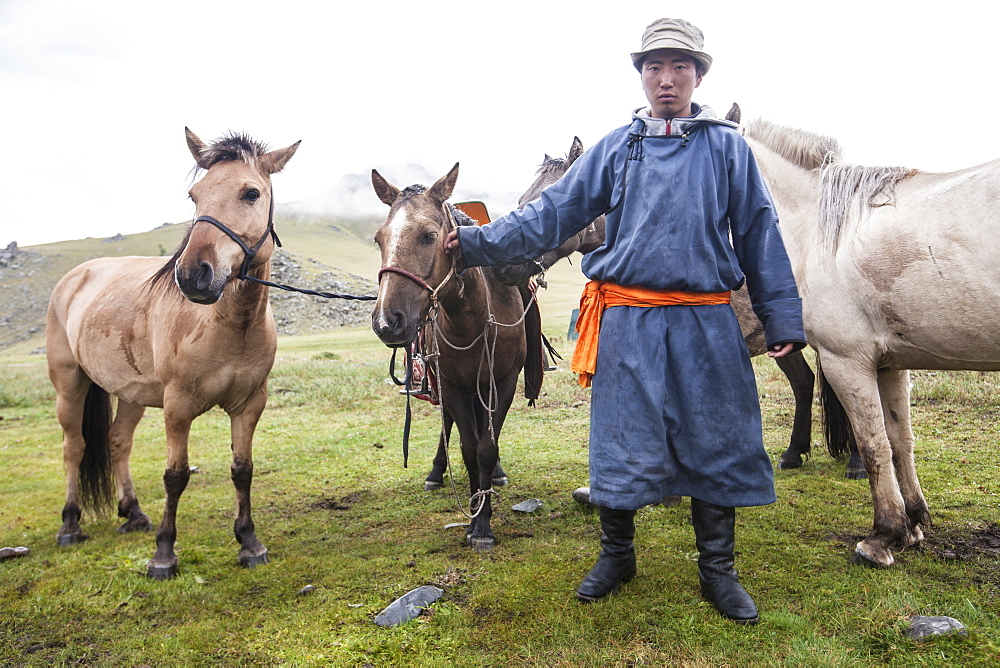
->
[826,522,1000,562]
[921,522,1000,560]
[309,491,367,511]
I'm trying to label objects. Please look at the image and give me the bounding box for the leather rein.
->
[192,191,375,301]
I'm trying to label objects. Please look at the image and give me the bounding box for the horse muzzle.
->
[175,260,230,304]
[371,307,420,348]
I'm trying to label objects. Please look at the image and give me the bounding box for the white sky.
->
[1,0,997,247]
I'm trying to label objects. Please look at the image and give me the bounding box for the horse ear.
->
[544,154,552,162]
[568,136,585,164]
[371,169,400,206]
[428,163,459,203]
[260,141,301,175]
[185,127,209,168]
[725,103,741,124]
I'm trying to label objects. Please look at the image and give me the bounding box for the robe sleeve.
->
[726,137,806,349]
[457,135,619,267]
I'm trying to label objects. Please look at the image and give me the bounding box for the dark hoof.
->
[117,517,154,533]
[57,533,88,546]
[239,550,269,569]
[146,562,178,580]
[845,468,868,480]
[424,480,443,491]
[492,475,509,488]
[778,455,803,469]
[469,537,495,552]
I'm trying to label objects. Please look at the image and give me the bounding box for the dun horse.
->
[494,133,816,470]
[46,129,299,578]
[371,164,527,552]
[741,115,1000,567]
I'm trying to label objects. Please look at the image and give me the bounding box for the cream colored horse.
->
[742,115,1000,567]
[46,129,298,578]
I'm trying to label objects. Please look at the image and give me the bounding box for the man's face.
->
[640,49,703,119]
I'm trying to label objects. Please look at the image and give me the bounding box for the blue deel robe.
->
[457,105,805,509]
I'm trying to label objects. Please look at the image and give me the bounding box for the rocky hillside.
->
[0,239,377,353]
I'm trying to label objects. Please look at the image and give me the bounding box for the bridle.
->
[192,191,281,282]
[376,203,459,305]
[190,190,375,301]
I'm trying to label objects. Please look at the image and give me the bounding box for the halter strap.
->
[376,203,459,300]
[192,191,281,280]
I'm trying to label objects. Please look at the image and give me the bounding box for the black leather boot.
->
[690,498,759,624]
[576,506,637,602]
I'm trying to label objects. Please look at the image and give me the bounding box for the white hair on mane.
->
[818,164,912,249]
[745,119,912,251]
[744,119,842,171]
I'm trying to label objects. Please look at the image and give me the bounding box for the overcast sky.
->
[1,0,996,247]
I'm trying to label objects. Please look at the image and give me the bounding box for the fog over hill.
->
[281,163,524,220]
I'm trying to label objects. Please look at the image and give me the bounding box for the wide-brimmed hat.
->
[630,18,712,74]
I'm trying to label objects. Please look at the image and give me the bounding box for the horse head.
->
[172,128,299,304]
[371,163,461,346]
[493,137,605,286]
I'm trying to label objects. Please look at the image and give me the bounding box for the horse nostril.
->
[195,262,215,291]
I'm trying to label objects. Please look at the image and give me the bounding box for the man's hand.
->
[766,343,796,358]
[443,229,459,254]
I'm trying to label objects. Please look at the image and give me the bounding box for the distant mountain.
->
[281,163,522,220]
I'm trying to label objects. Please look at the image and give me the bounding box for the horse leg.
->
[878,369,929,545]
[424,415,453,491]
[819,354,910,568]
[110,400,153,533]
[776,350,816,469]
[467,374,518,553]
[52,371,94,546]
[229,384,269,569]
[147,399,193,580]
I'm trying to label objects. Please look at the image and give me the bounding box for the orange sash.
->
[570,280,731,387]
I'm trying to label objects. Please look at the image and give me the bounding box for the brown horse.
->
[46,128,299,578]
[371,164,527,552]
[493,134,817,470]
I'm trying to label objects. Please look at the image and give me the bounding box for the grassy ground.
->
[1,329,999,666]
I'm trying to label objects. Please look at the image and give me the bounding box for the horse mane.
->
[744,119,843,171]
[449,205,476,227]
[745,119,912,250]
[193,132,270,175]
[147,226,192,293]
[536,156,568,177]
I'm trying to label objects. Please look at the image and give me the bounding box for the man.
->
[444,18,804,625]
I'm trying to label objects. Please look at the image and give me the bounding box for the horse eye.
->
[421,231,436,245]
[245,189,260,202]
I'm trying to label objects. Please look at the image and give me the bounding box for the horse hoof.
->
[845,468,868,480]
[850,542,893,569]
[117,517,154,533]
[469,537,495,553]
[239,550,269,569]
[56,533,88,546]
[146,562,178,580]
[424,480,443,491]
[778,456,803,469]
[492,475,509,488]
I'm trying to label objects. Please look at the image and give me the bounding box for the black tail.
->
[80,383,115,516]
[817,359,857,459]
[520,286,544,404]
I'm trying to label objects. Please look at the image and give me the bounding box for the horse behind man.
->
[371,164,527,552]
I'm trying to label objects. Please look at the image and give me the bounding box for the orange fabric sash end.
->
[570,280,731,388]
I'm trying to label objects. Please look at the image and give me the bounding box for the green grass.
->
[2,333,1000,666]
